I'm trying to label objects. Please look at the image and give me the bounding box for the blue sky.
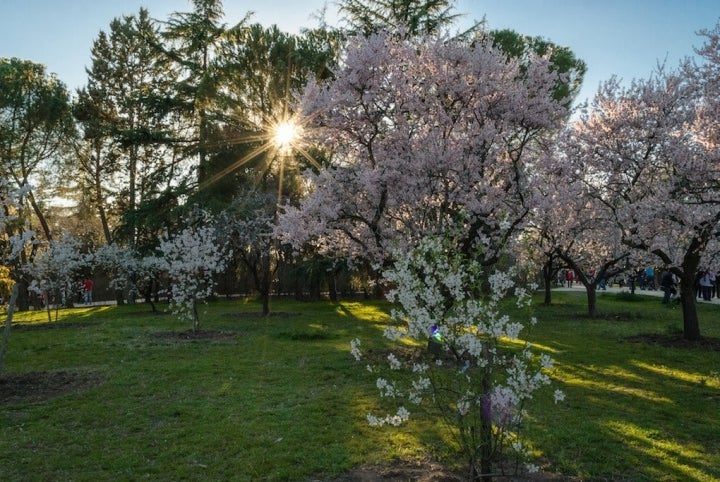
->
[1,0,718,108]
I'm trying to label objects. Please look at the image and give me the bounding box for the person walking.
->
[699,270,715,302]
[660,270,675,304]
[645,266,655,290]
[83,277,94,305]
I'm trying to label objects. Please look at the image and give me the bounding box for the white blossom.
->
[350,338,363,361]
[387,353,401,370]
[157,211,230,331]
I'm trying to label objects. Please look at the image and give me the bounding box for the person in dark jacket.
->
[660,270,675,304]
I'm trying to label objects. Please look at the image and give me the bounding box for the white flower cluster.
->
[26,235,91,308]
[366,406,410,427]
[350,338,363,361]
[157,214,231,330]
[352,233,562,474]
[375,377,400,398]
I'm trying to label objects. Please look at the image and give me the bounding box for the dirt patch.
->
[626,333,720,351]
[317,459,464,481]
[151,329,237,341]
[316,458,579,481]
[572,312,642,322]
[0,370,104,404]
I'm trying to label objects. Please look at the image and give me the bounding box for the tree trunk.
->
[95,164,113,244]
[192,300,200,333]
[115,287,125,306]
[15,279,30,311]
[680,281,701,341]
[259,257,272,316]
[586,284,597,318]
[26,190,53,241]
[261,288,270,316]
[542,259,553,306]
[328,270,338,302]
[677,249,702,341]
[0,284,20,377]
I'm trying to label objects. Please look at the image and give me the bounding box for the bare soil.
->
[151,329,238,341]
[0,370,104,404]
[625,333,720,351]
[315,457,581,481]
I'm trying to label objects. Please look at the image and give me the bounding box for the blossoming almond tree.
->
[351,234,561,480]
[566,27,720,340]
[94,243,136,305]
[157,211,230,332]
[526,145,640,316]
[278,31,567,272]
[94,243,165,309]
[219,191,282,316]
[26,234,90,322]
[0,176,30,375]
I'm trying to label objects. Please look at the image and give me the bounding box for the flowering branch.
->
[351,234,562,478]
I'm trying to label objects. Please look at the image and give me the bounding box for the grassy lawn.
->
[1,291,719,481]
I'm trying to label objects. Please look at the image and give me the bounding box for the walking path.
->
[555,284,720,304]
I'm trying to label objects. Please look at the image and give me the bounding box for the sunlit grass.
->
[558,363,674,403]
[605,420,711,481]
[633,360,720,389]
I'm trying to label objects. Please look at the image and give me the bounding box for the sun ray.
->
[196,98,327,198]
[294,145,323,171]
[198,140,276,191]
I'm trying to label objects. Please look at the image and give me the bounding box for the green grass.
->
[1,292,719,481]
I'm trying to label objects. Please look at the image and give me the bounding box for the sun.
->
[272,120,300,153]
[198,112,321,194]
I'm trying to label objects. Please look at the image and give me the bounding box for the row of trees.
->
[281,23,720,342]
[0,0,584,311]
[2,0,718,339]
[1,0,718,337]
[280,18,719,477]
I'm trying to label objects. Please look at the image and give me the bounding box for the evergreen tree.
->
[337,0,480,38]
[0,57,75,242]
[78,8,183,247]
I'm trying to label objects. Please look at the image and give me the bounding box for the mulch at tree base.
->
[0,370,104,404]
[151,329,238,341]
[316,458,581,481]
[626,333,720,351]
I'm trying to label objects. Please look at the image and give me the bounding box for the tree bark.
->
[26,190,52,241]
[15,279,30,311]
[542,258,554,306]
[680,279,701,341]
[585,284,597,318]
[0,284,20,376]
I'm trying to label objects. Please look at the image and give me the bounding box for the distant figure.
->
[699,270,715,301]
[83,277,94,305]
[660,270,675,304]
[645,266,655,290]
